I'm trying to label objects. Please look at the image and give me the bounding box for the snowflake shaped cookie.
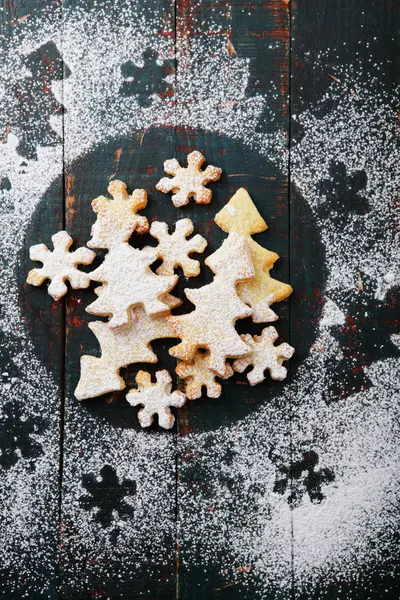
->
[126,370,186,429]
[156,150,222,207]
[88,179,149,249]
[176,351,233,399]
[232,326,294,385]
[150,218,207,277]
[27,231,95,300]
[87,243,178,328]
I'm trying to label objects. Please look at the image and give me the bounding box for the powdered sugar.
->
[0,1,398,596]
[291,60,399,295]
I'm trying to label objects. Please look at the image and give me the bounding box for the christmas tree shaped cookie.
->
[214,188,292,323]
[87,244,178,328]
[168,232,254,376]
[75,295,180,400]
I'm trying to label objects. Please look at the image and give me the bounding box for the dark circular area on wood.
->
[20,127,326,432]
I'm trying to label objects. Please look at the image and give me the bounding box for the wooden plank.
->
[59,2,178,597]
[174,1,293,597]
[290,1,399,598]
[0,3,65,597]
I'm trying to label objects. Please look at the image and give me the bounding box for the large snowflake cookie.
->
[126,370,186,429]
[233,326,294,385]
[168,232,254,377]
[27,231,95,300]
[150,218,207,277]
[215,188,292,322]
[88,179,149,249]
[176,351,233,399]
[156,150,222,207]
[87,243,178,328]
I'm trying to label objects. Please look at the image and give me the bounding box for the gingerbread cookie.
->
[156,150,222,207]
[27,231,95,300]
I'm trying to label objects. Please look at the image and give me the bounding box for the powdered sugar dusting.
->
[176,55,399,594]
[291,59,399,295]
[0,1,398,596]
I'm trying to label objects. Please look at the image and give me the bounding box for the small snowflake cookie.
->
[156,150,222,207]
[232,326,294,385]
[126,370,186,429]
[88,179,149,249]
[150,218,207,277]
[176,351,233,399]
[27,231,96,300]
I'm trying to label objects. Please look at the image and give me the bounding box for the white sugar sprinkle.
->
[0,2,398,595]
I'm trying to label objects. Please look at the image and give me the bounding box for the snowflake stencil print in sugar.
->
[0,175,13,211]
[317,160,371,225]
[79,465,136,529]
[0,326,22,383]
[325,273,400,402]
[271,449,335,508]
[0,176,11,193]
[120,48,173,107]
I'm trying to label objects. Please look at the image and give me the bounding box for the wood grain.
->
[58,3,178,599]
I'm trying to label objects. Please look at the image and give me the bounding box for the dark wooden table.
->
[0,0,399,598]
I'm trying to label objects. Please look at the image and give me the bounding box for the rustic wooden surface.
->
[0,0,398,598]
